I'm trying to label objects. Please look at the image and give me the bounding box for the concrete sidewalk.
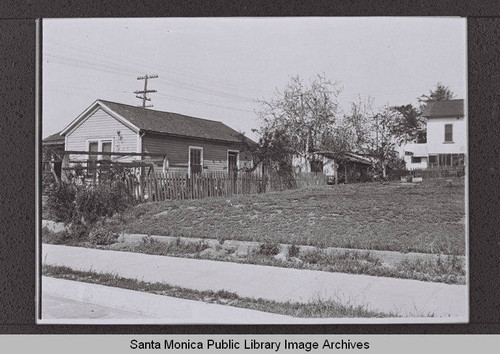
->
[41,276,294,324]
[42,244,467,319]
[42,294,153,321]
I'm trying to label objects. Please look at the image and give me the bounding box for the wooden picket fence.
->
[122,171,326,202]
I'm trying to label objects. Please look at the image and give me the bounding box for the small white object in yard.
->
[235,250,248,257]
[412,177,423,183]
[200,248,222,258]
[153,210,169,218]
[289,257,303,264]
[274,252,288,262]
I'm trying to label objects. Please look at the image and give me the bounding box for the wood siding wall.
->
[65,107,138,162]
[142,133,253,172]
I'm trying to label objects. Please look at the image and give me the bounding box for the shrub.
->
[41,171,57,195]
[74,182,130,225]
[288,243,301,258]
[88,223,119,245]
[300,247,327,264]
[46,181,130,227]
[258,239,280,256]
[41,227,71,245]
[46,182,78,223]
[67,222,90,241]
[141,235,157,247]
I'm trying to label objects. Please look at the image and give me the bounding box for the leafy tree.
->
[390,104,426,144]
[391,83,455,146]
[418,82,455,104]
[238,129,297,189]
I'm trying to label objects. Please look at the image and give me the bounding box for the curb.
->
[117,233,465,267]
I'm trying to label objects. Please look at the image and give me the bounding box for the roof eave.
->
[142,130,246,145]
[425,114,465,119]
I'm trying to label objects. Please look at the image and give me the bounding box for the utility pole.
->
[135,74,158,108]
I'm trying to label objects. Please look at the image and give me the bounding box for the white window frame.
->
[188,146,203,177]
[227,149,240,172]
[86,138,114,160]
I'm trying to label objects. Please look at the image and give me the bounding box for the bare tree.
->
[343,98,400,178]
[255,74,344,172]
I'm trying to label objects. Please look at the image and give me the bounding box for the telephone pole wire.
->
[135,74,158,108]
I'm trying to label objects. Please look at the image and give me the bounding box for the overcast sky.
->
[42,17,466,140]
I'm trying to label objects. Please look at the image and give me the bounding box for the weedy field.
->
[104,177,465,255]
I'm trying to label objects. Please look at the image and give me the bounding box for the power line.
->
[45,38,266,94]
[44,40,263,98]
[45,51,257,103]
[135,74,158,108]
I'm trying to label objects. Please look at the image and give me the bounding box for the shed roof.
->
[422,99,464,118]
[404,143,428,157]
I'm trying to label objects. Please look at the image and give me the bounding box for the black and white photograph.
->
[39,17,467,324]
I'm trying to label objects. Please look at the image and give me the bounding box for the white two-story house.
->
[404,99,466,170]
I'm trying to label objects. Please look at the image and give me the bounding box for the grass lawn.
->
[105,177,465,255]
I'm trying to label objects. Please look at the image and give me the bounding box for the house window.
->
[452,154,465,167]
[411,156,422,164]
[428,155,438,167]
[227,150,239,178]
[439,153,454,167]
[444,124,453,142]
[189,147,203,176]
[310,160,324,173]
[86,139,113,176]
[88,141,99,175]
[101,141,112,160]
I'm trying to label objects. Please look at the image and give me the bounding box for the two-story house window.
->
[444,124,453,142]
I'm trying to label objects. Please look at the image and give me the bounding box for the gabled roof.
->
[422,99,464,118]
[61,99,252,144]
[42,131,64,145]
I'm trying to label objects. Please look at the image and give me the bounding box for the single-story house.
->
[403,143,428,170]
[292,150,375,184]
[59,99,255,176]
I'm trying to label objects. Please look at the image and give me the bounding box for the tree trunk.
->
[61,154,70,183]
[334,161,338,185]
